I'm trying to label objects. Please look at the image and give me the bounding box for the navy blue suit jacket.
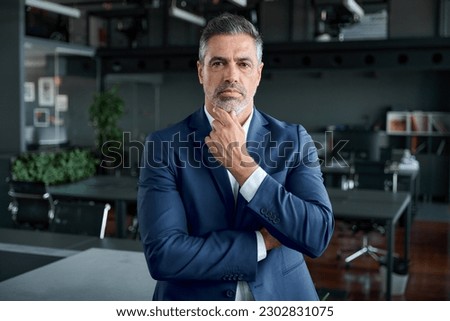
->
[138,107,334,300]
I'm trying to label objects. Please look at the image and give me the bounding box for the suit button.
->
[274,217,280,224]
[225,290,235,298]
[260,208,268,215]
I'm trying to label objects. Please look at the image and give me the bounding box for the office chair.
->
[50,200,111,239]
[339,160,392,267]
[7,178,55,230]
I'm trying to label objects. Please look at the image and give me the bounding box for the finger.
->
[205,138,224,160]
[212,107,232,125]
[211,119,224,131]
[205,135,219,149]
[205,135,216,147]
[204,136,215,152]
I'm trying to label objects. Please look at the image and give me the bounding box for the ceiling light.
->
[227,0,247,7]
[25,0,81,19]
[343,0,364,18]
[169,4,206,27]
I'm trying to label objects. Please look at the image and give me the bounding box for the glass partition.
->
[24,37,96,151]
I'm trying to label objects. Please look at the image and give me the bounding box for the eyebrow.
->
[209,56,227,63]
[208,56,253,63]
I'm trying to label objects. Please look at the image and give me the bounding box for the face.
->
[197,34,263,119]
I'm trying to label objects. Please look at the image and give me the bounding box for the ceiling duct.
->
[313,0,365,41]
[25,0,81,18]
[169,0,206,27]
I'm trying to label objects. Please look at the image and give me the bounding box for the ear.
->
[197,61,203,84]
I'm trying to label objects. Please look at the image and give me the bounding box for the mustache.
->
[214,83,246,96]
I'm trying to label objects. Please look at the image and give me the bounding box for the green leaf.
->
[11,148,99,185]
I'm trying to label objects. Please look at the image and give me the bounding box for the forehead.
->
[205,34,258,60]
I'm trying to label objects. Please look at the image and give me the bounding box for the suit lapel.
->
[246,109,270,173]
[189,109,235,216]
[234,109,270,227]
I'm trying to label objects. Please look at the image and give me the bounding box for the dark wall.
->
[0,155,14,228]
[108,69,450,139]
[0,0,25,154]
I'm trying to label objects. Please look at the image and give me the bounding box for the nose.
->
[224,63,239,83]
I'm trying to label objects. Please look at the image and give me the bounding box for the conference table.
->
[48,175,138,238]
[327,187,412,300]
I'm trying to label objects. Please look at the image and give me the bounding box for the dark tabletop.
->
[48,175,138,203]
[327,188,411,222]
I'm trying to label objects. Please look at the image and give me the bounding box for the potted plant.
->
[10,148,98,185]
[88,86,124,171]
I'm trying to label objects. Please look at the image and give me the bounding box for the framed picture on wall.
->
[38,77,55,106]
[24,82,35,102]
[34,108,50,127]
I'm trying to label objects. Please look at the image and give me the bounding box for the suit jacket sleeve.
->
[247,125,334,258]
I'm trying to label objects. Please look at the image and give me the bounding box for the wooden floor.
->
[306,217,450,300]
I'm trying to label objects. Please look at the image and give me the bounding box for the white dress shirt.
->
[204,107,268,300]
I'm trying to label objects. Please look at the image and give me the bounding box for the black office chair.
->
[50,200,111,239]
[7,178,55,230]
[339,160,392,266]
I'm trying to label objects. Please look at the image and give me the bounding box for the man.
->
[138,12,334,301]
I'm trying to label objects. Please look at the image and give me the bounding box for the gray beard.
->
[212,97,247,115]
[211,82,249,115]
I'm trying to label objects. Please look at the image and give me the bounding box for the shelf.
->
[387,111,450,136]
[387,132,450,137]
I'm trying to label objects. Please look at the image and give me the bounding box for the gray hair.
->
[198,12,263,63]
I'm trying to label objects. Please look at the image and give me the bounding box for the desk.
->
[322,161,419,211]
[0,227,143,252]
[49,175,138,238]
[327,188,412,300]
[0,248,155,300]
[0,228,150,299]
[0,227,143,282]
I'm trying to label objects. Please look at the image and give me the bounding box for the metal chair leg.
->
[344,234,387,265]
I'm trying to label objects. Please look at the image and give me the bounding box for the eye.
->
[211,60,224,67]
[239,61,252,69]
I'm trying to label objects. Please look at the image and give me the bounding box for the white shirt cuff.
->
[255,231,267,262]
[239,167,267,202]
